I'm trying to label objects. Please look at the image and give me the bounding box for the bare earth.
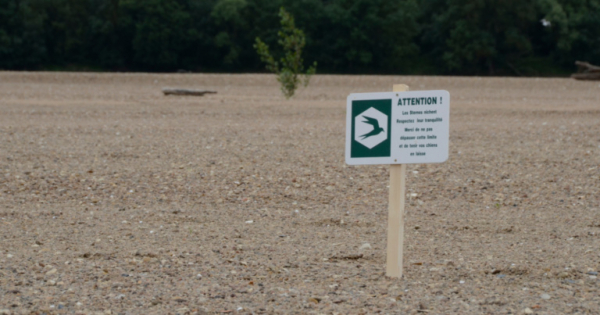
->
[1,72,600,315]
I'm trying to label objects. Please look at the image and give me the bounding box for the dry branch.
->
[575,61,600,73]
[162,88,217,96]
[572,61,600,80]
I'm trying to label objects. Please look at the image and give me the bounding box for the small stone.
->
[6,254,13,258]
[522,308,533,314]
[587,271,598,276]
[46,269,57,276]
[245,220,253,224]
[359,243,372,250]
[0,309,10,315]
[540,293,551,300]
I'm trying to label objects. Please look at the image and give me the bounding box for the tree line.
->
[1,0,599,75]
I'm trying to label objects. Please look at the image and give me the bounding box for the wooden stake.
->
[386,84,409,278]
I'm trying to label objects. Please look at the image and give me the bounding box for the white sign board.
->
[345,90,450,165]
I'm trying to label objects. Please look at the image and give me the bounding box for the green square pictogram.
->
[351,99,392,158]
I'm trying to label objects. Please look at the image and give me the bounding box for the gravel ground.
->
[1,72,600,315]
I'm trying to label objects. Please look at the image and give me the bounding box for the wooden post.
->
[386,84,409,278]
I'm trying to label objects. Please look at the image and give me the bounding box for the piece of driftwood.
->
[162,88,217,96]
[571,61,600,80]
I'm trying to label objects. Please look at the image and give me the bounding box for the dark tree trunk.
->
[162,88,217,96]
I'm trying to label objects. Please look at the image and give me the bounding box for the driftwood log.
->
[162,88,217,96]
[571,61,600,80]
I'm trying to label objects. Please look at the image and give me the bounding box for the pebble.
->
[587,271,598,275]
[46,268,57,275]
[359,243,372,250]
[540,293,551,300]
[6,254,13,258]
[523,307,533,314]
[245,220,253,224]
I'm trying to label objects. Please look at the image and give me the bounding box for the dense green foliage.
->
[1,0,599,75]
[255,8,317,98]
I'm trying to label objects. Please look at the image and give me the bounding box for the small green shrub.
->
[254,7,317,99]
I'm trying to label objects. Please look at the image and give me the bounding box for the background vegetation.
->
[1,0,599,75]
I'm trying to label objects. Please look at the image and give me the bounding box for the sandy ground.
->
[1,72,600,315]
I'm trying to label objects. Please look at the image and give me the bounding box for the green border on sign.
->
[351,99,392,158]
